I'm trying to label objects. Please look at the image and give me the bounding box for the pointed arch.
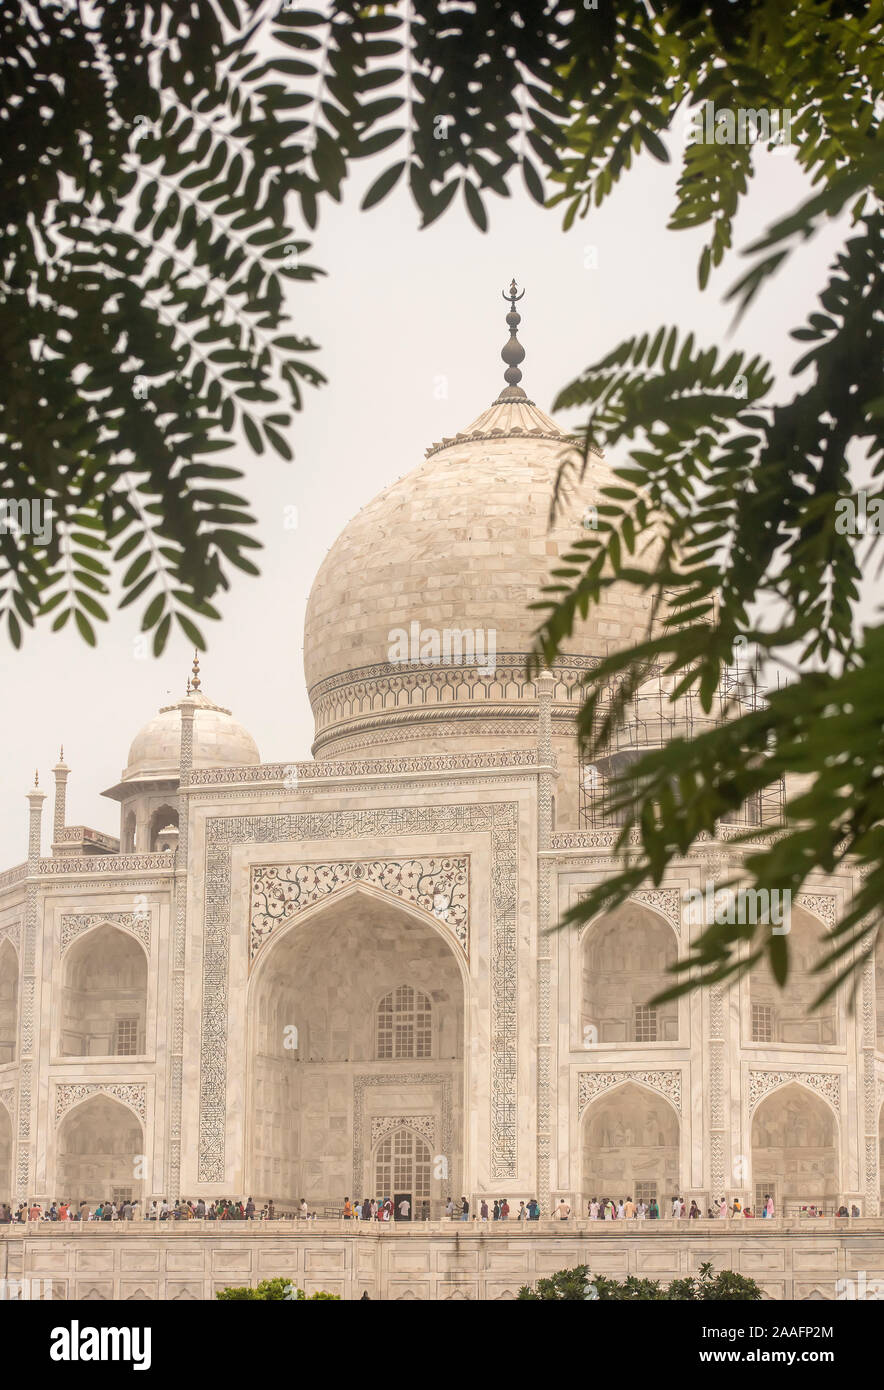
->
[751,1081,839,1214]
[580,1079,681,1210]
[60,924,147,1057]
[56,1093,145,1210]
[580,901,678,1045]
[245,886,466,1212]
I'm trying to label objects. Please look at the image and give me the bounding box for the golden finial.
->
[59,745,63,761]
[34,769,39,788]
[191,649,201,692]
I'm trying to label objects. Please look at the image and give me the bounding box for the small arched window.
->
[376,985,432,1060]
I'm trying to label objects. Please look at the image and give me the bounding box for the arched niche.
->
[876,933,884,1050]
[0,939,19,1064]
[247,886,465,1212]
[148,805,178,851]
[60,924,147,1058]
[372,1126,432,1211]
[0,1100,12,1199]
[581,1081,680,1209]
[748,906,838,1045]
[581,902,678,1045]
[56,1094,145,1209]
[751,1082,838,1214]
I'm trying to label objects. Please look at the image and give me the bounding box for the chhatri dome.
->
[119,654,261,785]
[102,654,260,853]
[304,281,654,763]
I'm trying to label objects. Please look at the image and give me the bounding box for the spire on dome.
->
[497,279,528,404]
[190,650,201,693]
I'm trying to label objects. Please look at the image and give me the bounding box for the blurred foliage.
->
[215,1276,340,1299]
[517,1261,761,1301]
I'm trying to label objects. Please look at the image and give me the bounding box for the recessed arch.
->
[580,901,678,1045]
[148,804,178,852]
[0,938,19,1065]
[748,905,839,1045]
[751,1081,839,1214]
[60,924,147,1057]
[248,878,470,990]
[371,1126,432,1211]
[581,1080,681,1209]
[246,886,465,1212]
[56,1094,145,1210]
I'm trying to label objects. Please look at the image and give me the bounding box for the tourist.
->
[589,1197,599,1219]
[617,1199,625,1220]
[604,1198,614,1220]
[624,1196,635,1220]
[245,1196,256,1220]
[731,1198,742,1218]
[671,1196,681,1219]
[360,1196,370,1220]
[517,1201,527,1220]
[648,1199,659,1219]
[636,1200,647,1219]
[744,1206,755,1218]
[343,1197,352,1220]
[718,1196,727,1218]
[689,1200,701,1220]
[529,1199,540,1220]
[500,1198,510,1219]
[491,1199,500,1220]
[851,1204,860,1217]
[0,1204,10,1224]
[445,1197,455,1219]
[460,1196,469,1221]
[397,1195,411,1221]
[765,1194,774,1218]
[383,1197,393,1221]
[556,1198,571,1221]
[480,1199,489,1221]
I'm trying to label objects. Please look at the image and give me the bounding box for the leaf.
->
[361,161,406,210]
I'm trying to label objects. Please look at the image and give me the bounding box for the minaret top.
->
[495,279,529,405]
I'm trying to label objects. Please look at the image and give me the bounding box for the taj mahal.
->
[1,289,883,1299]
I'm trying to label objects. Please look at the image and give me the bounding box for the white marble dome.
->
[122,689,260,783]
[303,388,655,759]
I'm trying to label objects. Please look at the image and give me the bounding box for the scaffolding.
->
[577,655,786,831]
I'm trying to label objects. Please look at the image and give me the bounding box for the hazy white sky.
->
[0,139,858,864]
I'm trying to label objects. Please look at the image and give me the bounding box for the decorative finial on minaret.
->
[34,769,39,789]
[497,279,528,402]
[190,649,201,692]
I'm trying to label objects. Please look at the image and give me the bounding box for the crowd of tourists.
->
[0,1197,285,1222]
[1,1193,864,1223]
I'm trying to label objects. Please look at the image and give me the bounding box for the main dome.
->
[304,289,655,760]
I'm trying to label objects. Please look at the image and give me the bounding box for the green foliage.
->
[517,1262,761,1301]
[0,0,390,651]
[216,1277,340,1300]
[526,2,883,1001]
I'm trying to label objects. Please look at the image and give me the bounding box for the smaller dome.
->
[122,690,260,784]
